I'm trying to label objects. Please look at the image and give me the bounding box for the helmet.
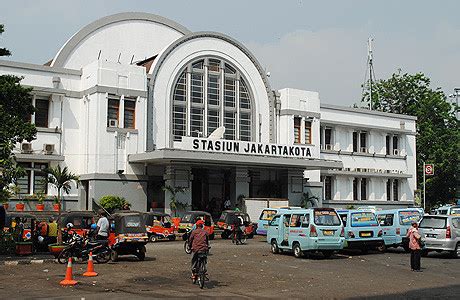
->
[196,219,204,227]
[66,223,74,228]
[38,236,44,243]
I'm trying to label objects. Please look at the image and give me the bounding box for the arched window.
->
[172,58,253,142]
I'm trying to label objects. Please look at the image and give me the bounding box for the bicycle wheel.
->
[184,241,192,254]
[198,259,206,289]
[240,234,247,245]
[57,248,71,264]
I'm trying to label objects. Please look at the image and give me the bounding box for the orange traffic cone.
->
[60,257,78,286]
[83,252,98,277]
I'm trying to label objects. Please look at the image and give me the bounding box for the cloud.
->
[245,25,460,106]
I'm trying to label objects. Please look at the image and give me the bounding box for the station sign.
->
[177,137,314,159]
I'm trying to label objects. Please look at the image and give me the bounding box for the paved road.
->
[0,236,458,299]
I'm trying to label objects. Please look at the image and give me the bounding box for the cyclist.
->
[189,219,209,280]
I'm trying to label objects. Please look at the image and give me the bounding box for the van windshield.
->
[450,208,460,215]
[181,213,192,223]
[259,210,276,221]
[313,210,341,226]
[351,212,378,227]
[399,211,421,225]
[419,217,447,229]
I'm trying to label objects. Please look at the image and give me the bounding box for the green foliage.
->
[162,185,189,216]
[362,71,459,207]
[99,195,131,212]
[42,165,79,203]
[0,24,11,57]
[346,205,355,210]
[300,192,319,208]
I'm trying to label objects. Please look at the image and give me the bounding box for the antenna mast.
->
[362,37,378,110]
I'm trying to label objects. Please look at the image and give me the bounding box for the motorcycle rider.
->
[189,219,209,280]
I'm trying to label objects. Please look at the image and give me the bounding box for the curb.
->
[2,258,56,266]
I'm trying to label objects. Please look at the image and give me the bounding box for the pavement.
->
[0,236,458,299]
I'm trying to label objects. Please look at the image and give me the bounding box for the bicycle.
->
[192,251,209,289]
[231,225,247,245]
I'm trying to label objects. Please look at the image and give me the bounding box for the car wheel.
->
[451,243,459,259]
[149,235,157,243]
[293,243,303,258]
[110,250,118,262]
[376,244,386,253]
[271,240,279,254]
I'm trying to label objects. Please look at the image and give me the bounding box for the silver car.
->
[419,215,460,258]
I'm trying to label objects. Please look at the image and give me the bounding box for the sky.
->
[1,0,459,106]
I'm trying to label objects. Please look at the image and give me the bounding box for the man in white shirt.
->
[96,209,109,240]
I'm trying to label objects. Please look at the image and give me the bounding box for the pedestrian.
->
[47,217,58,245]
[95,209,109,240]
[407,222,422,272]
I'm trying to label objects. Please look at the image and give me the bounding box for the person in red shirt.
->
[189,219,209,279]
[406,222,422,272]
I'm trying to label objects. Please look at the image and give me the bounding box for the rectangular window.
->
[207,109,220,136]
[208,59,220,72]
[393,135,399,151]
[304,120,311,144]
[33,163,48,194]
[173,105,186,141]
[191,73,204,104]
[353,178,358,200]
[123,98,136,129]
[386,179,391,201]
[224,78,236,108]
[352,132,358,152]
[239,112,251,141]
[16,162,32,195]
[239,83,251,109]
[386,135,391,155]
[324,128,332,146]
[393,179,399,201]
[361,178,367,200]
[294,117,301,143]
[107,96,120,127]
[378,214,394,226]
[190,108,203,137]
[208,74,220,106]
[300,214,310,228]
[360,132,367,152]
[290,214,303,227]
[35,98,49,128]
[324,176,332,200]
[224,112,236,140]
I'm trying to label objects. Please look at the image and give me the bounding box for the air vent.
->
[21,143,33,154]
[43,144,55,155]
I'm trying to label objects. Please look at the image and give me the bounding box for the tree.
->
[162,185,188,217]
[99,195,131,213]
[362,71,459,208]
[0,24,36,200]
[42,165,79,243]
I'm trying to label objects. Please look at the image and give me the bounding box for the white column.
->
[119,95,125,129]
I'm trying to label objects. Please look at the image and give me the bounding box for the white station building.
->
[0,13,417,214]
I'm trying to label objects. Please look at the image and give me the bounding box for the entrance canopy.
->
[129,149,342,170]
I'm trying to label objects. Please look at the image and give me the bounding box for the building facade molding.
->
[321,103,417,121]
[0,59,81,76]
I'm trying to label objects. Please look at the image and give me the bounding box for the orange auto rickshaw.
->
[58,211,96,238]
[178,211,214,240]
[143,212,176,242]
[217,210,255,239]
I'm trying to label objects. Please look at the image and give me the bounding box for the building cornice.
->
[0,59,81,76]
[321,103,417,121]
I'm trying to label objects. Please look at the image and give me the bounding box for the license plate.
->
[426,234,436,238]
[360,232,371,237]
[323,230,334,236]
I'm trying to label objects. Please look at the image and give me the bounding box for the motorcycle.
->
[57,232,111,264]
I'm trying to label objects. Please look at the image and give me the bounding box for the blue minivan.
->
[337,209,384,253]
[375,208,422,251]
[256,207,302,235]
[267,208,344,258]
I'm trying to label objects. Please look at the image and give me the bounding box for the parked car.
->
[435,205,460,216]
[337,209,384,253]
[419,215,460,258]
[376,208,422,252]
[267,208,344,258]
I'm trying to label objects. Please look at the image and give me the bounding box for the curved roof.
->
[51,12,191,68]
[149,31,272,96]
